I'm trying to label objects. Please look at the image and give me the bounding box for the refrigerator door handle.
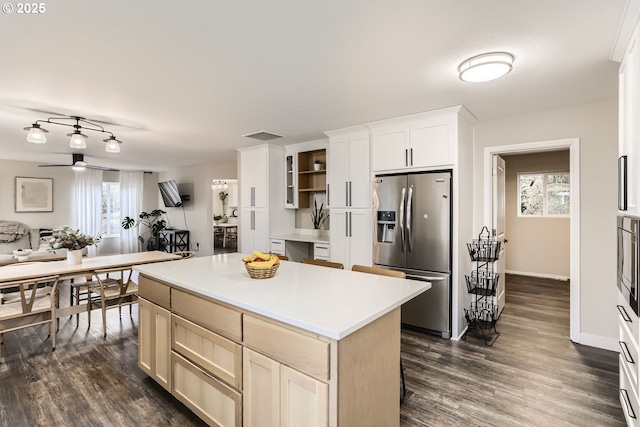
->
[399,187,406,252]
[407,185,414,252]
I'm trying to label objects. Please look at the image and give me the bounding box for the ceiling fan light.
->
[459,52,513,83]
[69,131,87,149]
[25,124,48,144]
[104,137,121,153]
[71,161,87,172]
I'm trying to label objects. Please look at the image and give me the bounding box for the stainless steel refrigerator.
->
[373,171,451,338]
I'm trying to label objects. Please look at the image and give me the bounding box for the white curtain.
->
[120,171,144,253]
[73,168,103,237]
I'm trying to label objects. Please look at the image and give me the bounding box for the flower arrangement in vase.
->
[48,226,101,264]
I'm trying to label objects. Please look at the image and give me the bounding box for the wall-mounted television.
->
[158,180,183,207]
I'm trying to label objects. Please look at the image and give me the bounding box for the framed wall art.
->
[15,177,53,212]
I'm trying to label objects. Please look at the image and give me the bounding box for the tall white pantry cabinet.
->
[325,126,373,270]
[238,144,294,254]
[617,14,640,427]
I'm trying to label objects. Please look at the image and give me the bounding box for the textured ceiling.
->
[0,0,626,171]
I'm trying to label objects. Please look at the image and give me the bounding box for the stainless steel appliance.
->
[373,171,452,338]
[618,215,639,316]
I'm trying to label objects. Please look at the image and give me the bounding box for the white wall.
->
[503,151,570,279]
[159,161,237,257]
[473,99,618,343]
[0,159,74,228]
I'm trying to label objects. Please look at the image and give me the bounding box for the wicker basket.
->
[245,262,279,279]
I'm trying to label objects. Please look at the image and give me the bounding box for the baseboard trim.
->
[451,325,468,341]
[576,333,618,352]
[506,270,570,281]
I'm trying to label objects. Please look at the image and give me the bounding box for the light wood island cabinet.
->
[135,254,429,427]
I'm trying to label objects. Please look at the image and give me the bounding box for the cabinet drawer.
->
[244,315,329,380]
[620,355,640,427]
[618,291,639,343]
[270,239,285,256]
[138,275,171,310]
[172,314,242,390]
[620,318,639,389]
[172,352,242,427]
[313,243,330,260]
[172,289,242,342]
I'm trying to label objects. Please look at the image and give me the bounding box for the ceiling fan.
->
[38,153,117,171]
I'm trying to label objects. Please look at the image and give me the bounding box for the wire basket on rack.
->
[467,226,501,262]
[245,263,279,279]
[465,271,500,296]
[464,300,498,326]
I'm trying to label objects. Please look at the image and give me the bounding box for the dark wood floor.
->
[0,274,624,426]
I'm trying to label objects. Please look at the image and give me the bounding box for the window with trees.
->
[102,182,121,235]
[518,171,570,216]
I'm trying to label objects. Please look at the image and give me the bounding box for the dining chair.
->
[0,274,60,360]
[351,264,408,404]
[87,267,138,338]
[278,255,289,261]
[300,258,344,269]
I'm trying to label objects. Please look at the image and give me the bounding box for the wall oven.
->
[618,215,639,316]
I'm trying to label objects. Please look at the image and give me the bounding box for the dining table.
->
[213,223,238,248]
[0,251,180,318]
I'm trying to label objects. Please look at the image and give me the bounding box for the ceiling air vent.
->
[242,131,285,141]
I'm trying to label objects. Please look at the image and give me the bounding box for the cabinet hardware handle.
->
[349,211,352,237]
[405,149,408,167]
[316,245,328,249]
[617,305,633,323]
[327,184,330,205]
[251,210,255,230]
[621,389,637,419]
[345,182,349,206]
[410,148,413,166]
[251,187,255,207]
[620,341,635,364]
[272,241,282,245]
[345,211,349,237]
[349,181,352,206]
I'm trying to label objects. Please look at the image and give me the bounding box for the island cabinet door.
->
[243,348,280,427]
[138,297,171,392]
[281,365,328,427]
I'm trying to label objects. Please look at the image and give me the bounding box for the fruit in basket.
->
[242,256,254,263]
[247,256,277,269]
[252,250,272,261]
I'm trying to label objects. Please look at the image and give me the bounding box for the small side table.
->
[160,229,190,253]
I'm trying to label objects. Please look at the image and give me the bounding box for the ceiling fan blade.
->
[87,164,118,171]
[38,164,71,167]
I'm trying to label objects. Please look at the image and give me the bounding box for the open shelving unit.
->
[462,226,501,346]
[297,149,326,208]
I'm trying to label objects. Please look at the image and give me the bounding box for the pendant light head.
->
[458,52,514,83]
[68,130,87,149]
[71,160,87,172]
[24,123,49,144]
[103,136,121,153]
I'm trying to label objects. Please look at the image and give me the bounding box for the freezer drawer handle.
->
[621,389,637,419]
[405,274,445,282]
[617,305,633,323]
[620,341,635,364]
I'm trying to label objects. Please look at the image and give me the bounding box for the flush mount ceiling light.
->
[458,52,514,83]
[24,115,123,153]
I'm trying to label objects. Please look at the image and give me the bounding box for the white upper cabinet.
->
[327,129,370,209]
[370,112,456,172]
[620,24,639,215]
[240,146,268,208]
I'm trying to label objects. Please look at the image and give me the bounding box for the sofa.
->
[0,221,66,263]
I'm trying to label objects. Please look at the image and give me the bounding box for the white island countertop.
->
[134,253,430,340]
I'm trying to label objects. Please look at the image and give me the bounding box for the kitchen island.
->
[134,253,430,427]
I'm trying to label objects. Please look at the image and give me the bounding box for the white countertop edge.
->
[134,267,430,340]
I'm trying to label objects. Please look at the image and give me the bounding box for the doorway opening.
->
[484,138,580,342]
[212,178,238,254]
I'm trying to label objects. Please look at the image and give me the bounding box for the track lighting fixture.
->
[24,115,123,153]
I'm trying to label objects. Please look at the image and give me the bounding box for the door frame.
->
[483,138,580,343]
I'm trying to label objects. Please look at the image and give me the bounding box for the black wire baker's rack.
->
[463,226,501,345]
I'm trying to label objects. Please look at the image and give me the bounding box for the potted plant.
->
[313,160,322,171]
[311,199,328,236]
[121,209,167,251]
[48,226,101,264]
[219,191,229,217]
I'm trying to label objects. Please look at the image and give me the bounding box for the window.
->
[518,172,570,217]
[102,182,121,235]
